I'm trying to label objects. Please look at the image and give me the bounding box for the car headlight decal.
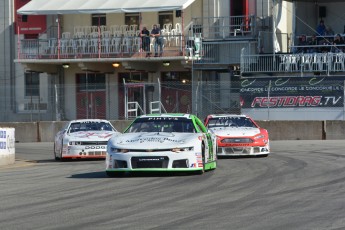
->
[171,147,194,153]
[111,147,129,153]
[254,134,265,140]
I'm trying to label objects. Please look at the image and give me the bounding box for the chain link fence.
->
[0,77,344,122]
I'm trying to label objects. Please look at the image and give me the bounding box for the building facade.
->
[2,0,344,122]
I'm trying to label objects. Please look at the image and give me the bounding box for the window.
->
[25,72,39,97]
[118,72,148,83]
[76,73,106,92]
[161,71,191,83]
[158,11,173,29]
[125,13,139,27]
[92,14,106,26]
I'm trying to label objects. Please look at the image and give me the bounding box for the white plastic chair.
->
[301,54,312,71]
[111,36,122,54]
[121,37,132,53]
[88,32,99,53]
[333,53,345,71]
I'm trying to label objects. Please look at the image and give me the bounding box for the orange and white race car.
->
[204,114,269,157]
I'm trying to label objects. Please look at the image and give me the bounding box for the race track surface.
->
[1,140,345,230]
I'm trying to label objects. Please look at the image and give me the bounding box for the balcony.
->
[18,34,186,61]
[240,51,345,77]
[17,15,258,64]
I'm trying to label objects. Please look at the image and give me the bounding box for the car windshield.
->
[207,117,256,128]
[126,117,196,133]
[68,121,114,133]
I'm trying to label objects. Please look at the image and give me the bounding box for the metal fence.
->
[0,78,344,122]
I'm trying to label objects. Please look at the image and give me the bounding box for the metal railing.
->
[241,50,345,76]
[18,34,186,60]
[192,15,256,40]
[1,80,344,122]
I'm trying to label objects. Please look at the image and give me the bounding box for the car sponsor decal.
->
[71,131,113,139]
[126,137,180,143]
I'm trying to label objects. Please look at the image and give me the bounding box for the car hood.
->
[109,132,201,149]
[67,131,118,141]
[209,127,260,137]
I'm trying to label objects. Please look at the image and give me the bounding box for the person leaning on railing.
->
[140,26,151,57]
[151,24,164,57]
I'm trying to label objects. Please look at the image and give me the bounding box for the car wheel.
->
[195,143,205,175]
[54,143,60,161]
[59,141,64,161]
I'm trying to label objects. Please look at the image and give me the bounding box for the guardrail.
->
[241,52,345,75]
[1,120,345,142]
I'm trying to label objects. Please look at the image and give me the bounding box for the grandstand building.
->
[1,0,344,122]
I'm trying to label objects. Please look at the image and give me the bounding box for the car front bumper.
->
[62,145,107,159]
[106,151,204,172]
[217,145,270,156]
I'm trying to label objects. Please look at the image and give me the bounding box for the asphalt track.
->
[1,141,345,230]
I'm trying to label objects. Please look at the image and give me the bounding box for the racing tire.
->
[54,144,60,161]
[59,141,64,161]
[195,143,206,175]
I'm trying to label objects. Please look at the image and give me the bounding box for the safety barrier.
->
[1,120,345,143]
[0,128,15,166]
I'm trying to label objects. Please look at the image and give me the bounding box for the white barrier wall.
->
[0,128,15,166]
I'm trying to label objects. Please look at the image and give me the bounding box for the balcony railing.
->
[17,15,258,61]
[192,15,256,40]
[18,34,186,60]
[241,51,345,76]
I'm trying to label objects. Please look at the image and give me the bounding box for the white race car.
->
[204,114,270,157]
[54,119,120,160]
[106,114,217,176]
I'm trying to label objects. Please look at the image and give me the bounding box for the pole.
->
[272,0,276,60]
[86,70,89,119]
[57,16,60,59]
[30,71,33,121]
[268,80,271,120]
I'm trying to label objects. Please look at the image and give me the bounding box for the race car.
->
[204,114,270,157]
[54,119,120,160]
[106,114,217,176]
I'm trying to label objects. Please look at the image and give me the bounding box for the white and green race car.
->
[106,114,217,176]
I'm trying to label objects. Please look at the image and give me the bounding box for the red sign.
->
[14,0,46,35]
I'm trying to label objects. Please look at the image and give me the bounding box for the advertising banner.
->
[14,0,46,35]
[0,128,15,166]
[240,77,345,108]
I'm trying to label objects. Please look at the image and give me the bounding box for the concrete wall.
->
[1,120,344,143]
[257,121,324,140]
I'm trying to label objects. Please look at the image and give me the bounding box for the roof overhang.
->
[17,0,196,15]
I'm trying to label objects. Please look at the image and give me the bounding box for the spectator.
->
[139,27,151,57]
[151,24,163,57]
[316,20,326,37]
[297,35,308,53]
[326,25,334,36]
[332,34,344,52]
[307,35,318,53]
